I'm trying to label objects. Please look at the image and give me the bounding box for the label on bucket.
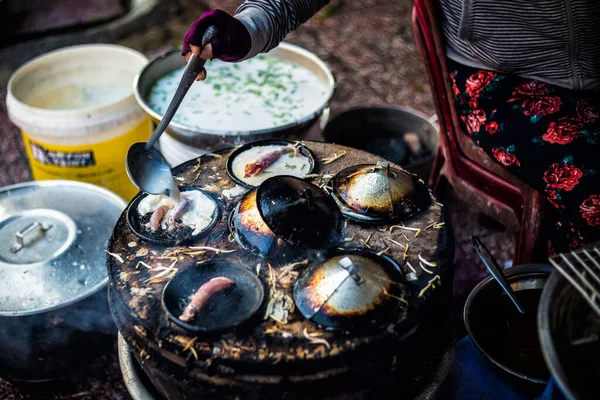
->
[22,118,152,201]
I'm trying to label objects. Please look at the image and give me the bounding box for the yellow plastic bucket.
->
[6,44,152,202]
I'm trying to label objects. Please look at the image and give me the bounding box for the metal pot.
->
[321,105,439,180]
[464,264,552,384]
[0,180,126,382]
[133,43,335,151]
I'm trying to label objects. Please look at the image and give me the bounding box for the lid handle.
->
[338,256,364,285]
[375,160,391,175]
[10,221,53,254]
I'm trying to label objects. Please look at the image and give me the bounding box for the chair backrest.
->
[412,0,523,210]
[412,0,461,164]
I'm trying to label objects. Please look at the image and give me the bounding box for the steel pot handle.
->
[10,221,53,253]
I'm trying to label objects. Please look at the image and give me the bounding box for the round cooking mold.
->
[226,139,317,188]
[126,186,222,247]
[162,261,265,333]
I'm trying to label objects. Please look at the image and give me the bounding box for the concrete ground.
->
[0,0,513,398]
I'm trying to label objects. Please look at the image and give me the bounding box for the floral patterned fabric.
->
[447,58,600,254]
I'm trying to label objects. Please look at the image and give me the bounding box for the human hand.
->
[182,9,252,81]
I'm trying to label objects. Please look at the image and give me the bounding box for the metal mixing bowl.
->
[133,43,335,150]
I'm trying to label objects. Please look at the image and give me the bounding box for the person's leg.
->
[446,58,600,254]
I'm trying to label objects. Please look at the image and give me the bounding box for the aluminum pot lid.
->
[256,176,342,248]
[332,161,431,223]
[0,180,126,315]
[293,249,408,330]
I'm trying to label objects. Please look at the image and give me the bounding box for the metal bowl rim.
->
[324,104,437,128]
[133,43,335,137]
[322,104,440,168]
[463,263,553,384]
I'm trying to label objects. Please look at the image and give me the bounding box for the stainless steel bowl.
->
[133,43,335,150]
[538,270,600,400]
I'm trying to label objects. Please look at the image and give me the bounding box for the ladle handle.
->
[471,235,527,314]
[145,26,218,150]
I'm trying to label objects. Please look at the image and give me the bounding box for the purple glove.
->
[182,9,251,62]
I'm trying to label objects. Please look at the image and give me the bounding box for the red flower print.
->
[473,109,486,123]
[465,71,497,97]
[576,101,599,124]
[522,96,561,117]
[545,189,564,209]
[542,117,584,145]
[468,97,479,109]
[492,147,521,167]
[461,110,487,134]
[450,72,460,97]
[512,80,549,96]
[486,122,499,134]
[580,194,600,227]
[462,114,479,134]
[543,163,583,191]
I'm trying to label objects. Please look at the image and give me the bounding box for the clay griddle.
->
[106,140,453,398]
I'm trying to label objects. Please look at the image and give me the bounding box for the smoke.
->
[0,287,116,381]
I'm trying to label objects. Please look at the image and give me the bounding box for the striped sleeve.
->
[234,0,330,60]
[439,0,600,91]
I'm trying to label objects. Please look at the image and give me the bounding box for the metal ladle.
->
[471,235,526,314]
[126,26,218,201]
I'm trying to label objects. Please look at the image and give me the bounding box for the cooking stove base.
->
[118,315,455,400]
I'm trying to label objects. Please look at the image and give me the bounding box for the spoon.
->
[126,26,218,201]
[471,235,526,314]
